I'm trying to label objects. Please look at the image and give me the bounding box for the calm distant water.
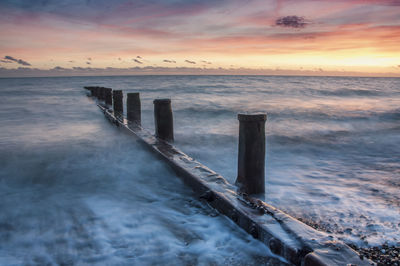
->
[0,75,399,264]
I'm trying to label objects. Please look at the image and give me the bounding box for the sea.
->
[0,75,399,265]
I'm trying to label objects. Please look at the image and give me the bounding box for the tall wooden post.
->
[236,113,267,195]
[127,93,141,125]
[104,88,112,106]
[113,90,123,114]
[153,99,173,141]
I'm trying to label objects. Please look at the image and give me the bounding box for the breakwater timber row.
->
[84,86,375,266]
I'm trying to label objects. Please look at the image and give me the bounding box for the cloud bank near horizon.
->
[1,65,398,78]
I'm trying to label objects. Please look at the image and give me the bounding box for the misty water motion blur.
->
[0,75,399,264]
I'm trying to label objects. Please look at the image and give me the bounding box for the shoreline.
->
[296,217,400,265]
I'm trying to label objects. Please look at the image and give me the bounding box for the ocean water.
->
[0,75,399,264]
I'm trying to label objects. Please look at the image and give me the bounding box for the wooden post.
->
[113,90,123,114]
[105,88,112,106]
[236,113,267,195]
[99,87,106,101]
[97,87,102,100]
[92,87,98,97]
[127,92,141,125]
[153,99,173,141]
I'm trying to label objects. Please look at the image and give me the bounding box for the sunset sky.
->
[1,0,400,76]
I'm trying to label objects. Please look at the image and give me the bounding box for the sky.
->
[0,0,400,77]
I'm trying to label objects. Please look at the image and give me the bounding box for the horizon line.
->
[1,73,399,79]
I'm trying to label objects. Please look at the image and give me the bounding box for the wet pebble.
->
[349,243,400,265]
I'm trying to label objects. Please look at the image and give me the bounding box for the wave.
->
[174,105,400,123]
[175,107,236,117]
[266,108,400,122]
[310,88,386,97]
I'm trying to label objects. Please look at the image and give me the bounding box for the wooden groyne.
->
[84,86,374,266]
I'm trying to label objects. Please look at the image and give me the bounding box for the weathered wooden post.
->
[235,113,267,195]
[113,90,123,114]
[105,88,112,106]
[97,87,102,100]
[153,99,173,141]
[92,87,98,97]
[99,87,106,101]
[127,92,141,125]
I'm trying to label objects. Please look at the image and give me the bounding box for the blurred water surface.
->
[0,75,399,264]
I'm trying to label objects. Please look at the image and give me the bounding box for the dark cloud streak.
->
[275,16,308,28]
[4,55,31,66]
[53,66,67,70]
